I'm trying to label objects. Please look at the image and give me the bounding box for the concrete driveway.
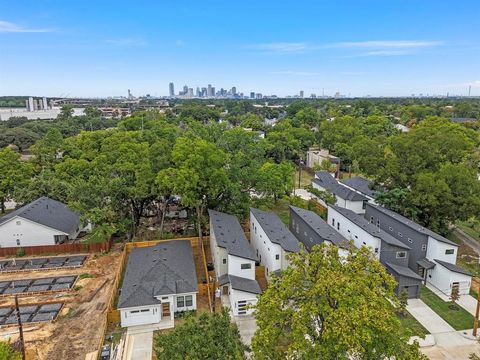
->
[124,332,153,360]
[407,299,454,334]
[457,294,478,316]
[234,315,257,346]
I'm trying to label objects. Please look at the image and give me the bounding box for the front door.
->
[162,302,170,317]
[223,285,229,295]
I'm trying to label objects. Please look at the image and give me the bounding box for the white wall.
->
[120,304,161,327]
[427,262,471,296]
[312,182,365,214]
[426,236,458,264]
[210,226,228,278]
[228,255,255,280]
[0,216,68,247]
[250,214,284,277]
[172,293,197,313]
[327,207,380,258]
[229,287,258,316]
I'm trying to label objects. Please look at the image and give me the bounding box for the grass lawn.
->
[456,220,480,242]
[420,286,474,330]
[397,312,429,338]
[294,168,314,189]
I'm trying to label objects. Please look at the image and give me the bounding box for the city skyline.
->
[0,0,479,97]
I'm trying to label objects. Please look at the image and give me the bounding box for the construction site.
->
[0,245,123,360]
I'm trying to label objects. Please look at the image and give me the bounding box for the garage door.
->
[126,308,158,327]
[402,285,419,299]
[236,300,256,315]
[456,281,470,296]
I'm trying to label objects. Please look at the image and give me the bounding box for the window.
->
[362,241,366,245]
[445,249,455,255]
[398,232,403,238]
[376,220,380,228]
[407,238,413,243]
[374,248,379,254]
[256,249,258,256]
[222,259,226,264]
[296,225,299,234]
[304,231,307,236]
[337,222,340,230]
[370,216,374,224]
[16,221,21,225]
[275,254,280,260]
[16,239,20,246]
[140,309,149,313]
[177,296,185,308]
[185,295,193,307]
[241,263,251,270]
[362,201,366,209]
[332,218,335,226]
[354,235,358,239]
[421,244,427,251]
[347,229,351,233]
[396,251,406,259]
[388,226,393,232]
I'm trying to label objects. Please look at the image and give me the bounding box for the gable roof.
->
[385,262,423,280]
[117,240,198,309]
[434,259,472,276]
[341,176,378,198]
[208,209,257,261]
[365,203,457,246]
[313,171,368,202]
[250,208,300,253]
[218,274,262,294]
[329,205,410,250]
[289,205,348,249]
[0,197,80,234]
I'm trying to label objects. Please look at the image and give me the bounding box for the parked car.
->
[100,345,111,360]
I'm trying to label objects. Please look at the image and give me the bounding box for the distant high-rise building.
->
[250,92,255,99]
[196,87,201,97]
[42,97,48,109]
[201,87,207,97]
[28,97,34,111]
[256,93,262,99]
[183,85,188,96]
[169,82,175,97]
[207,84,213,97]
[300,90,304,98]
[231,87,237,95]
[188,88,194,98]
[211,87,216,97]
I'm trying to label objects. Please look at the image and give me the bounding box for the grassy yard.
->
[456,220,480,242]
[294,168,314,189]
[420,286,474,331]
[397,312,429,338]
[447,232,480,277]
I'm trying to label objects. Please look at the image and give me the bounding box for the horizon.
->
[1,0,479,97]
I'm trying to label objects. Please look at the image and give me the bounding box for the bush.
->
[15,248,25,257]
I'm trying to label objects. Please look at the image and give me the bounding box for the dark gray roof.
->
[0,197,80,234]
[250,208,300,253]
[434,259,472,276]
[117,240,198,309]
[417,258,436,270]
[218,274,261,294]
[385,262,423,280]
[289,205,348,249]
[341,176,379,198]
[313,171,368,202]
[208,209,257,261]
[365,203,457,246]
[329,205,410,250]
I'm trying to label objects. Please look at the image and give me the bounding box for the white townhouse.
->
[312,171,368,214]
[208,209,261,315]
[117,240,198,328]
[0,197,85,247]
[249,208,300,278]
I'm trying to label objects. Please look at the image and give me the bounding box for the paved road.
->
[452,227,480,254]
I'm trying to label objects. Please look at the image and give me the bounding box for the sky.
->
[0,0,479,98]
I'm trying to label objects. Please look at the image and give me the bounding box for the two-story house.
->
[250,208,300,278]
[340,176,382,204]
[328,205,423,298]
[365,203,472,296]
[208,209,261,315]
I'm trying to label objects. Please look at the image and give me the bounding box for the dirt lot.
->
[0,244,123,360]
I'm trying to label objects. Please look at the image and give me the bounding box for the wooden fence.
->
[0,239,112,257]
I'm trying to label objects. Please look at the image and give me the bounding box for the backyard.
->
[420,286,474,331]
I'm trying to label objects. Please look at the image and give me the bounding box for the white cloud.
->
[330,40,443,49]
[249,42,317,54]
[358,50,412,57]
[0,20,53,33]
[269,70,321,76]
[105,38,147,46]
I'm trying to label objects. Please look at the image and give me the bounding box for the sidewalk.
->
[407,298,454,334]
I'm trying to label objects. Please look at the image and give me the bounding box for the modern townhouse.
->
[365,203,472,296]
[340,176,381,204]
[249,208,301,278]
[208,209,261,315]
[328,205,423,298]
[311,171,368,214]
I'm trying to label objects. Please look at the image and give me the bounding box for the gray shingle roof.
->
[417,258,436,270]
[218,274,261,294]
[385,262,424,280]
[208,209,257,261]
[117,240,198,309]
[341,176,379,198]
[365,203,457,246]
[313,171,368,201]
[0,197,80,234]
[250,208,300,253]
[329,205,411,250]
[289,205,348,249]
[434,259,472,276]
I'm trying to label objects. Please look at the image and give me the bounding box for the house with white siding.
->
[0,197,85,247]
[250,208,300,278]
[208,209,261,315]
[117,240,198,328]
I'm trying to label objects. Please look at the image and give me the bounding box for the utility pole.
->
[15,295,26,360]
[473,286,480,337]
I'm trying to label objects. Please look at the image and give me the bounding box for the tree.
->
[252,244,426,360]
[450,286,460,310]
[83,106,102,118]
[58,105,74,120]
[397,289,409,317]
[0,148,32,213]
[0,340,21,360]
[154,309,245,360]
[257,161,294,202]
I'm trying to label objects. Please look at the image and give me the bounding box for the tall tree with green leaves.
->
[252,244,427,360]
[0,148,32,213]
